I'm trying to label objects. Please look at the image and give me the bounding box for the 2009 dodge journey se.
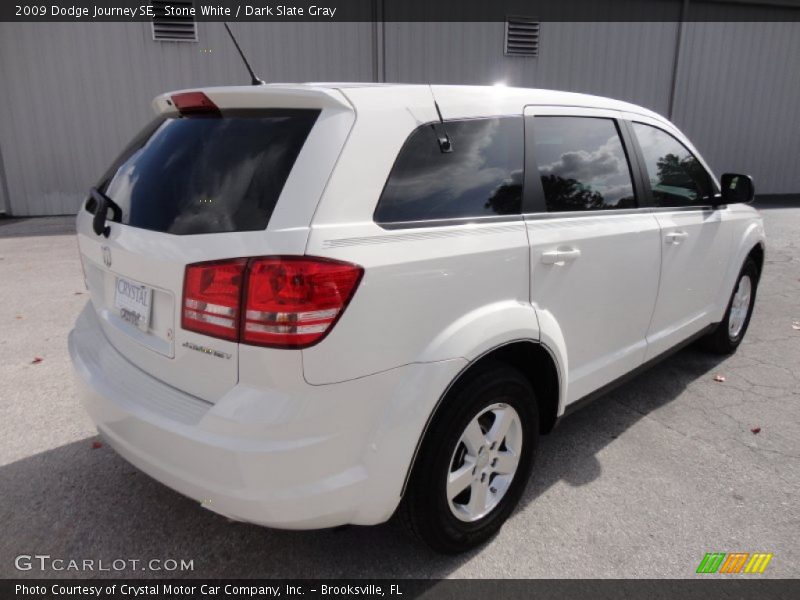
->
[70,83,764,553]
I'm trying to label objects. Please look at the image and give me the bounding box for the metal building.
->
[1,1,798,216]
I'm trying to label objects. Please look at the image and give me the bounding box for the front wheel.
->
[398,363,538,554]
[700,257,759,354]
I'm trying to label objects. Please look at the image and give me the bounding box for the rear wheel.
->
[398,363,538,554]
[700,257,759,354]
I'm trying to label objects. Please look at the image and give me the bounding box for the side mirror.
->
[719,173,755,205]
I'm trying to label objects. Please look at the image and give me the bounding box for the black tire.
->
[700,257,759,355]
[398,362,538,554]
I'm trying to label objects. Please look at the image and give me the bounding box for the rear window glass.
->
[94,110,319,235]
[374,117,524,225]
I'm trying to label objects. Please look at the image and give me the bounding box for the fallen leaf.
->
[750,427,761,434]
[15,315,23,320]
[91,441,103,449]
[31,357,43,364]
[713,374,726,382]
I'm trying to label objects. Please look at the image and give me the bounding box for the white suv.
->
[70,84,764,553]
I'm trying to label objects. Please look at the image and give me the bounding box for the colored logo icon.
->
[696,552,773,574]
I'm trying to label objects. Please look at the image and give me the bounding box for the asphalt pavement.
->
[0,203,798,579]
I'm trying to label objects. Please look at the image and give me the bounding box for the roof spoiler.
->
[152,85,354,115]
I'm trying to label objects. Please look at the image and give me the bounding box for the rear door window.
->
[532,116,637,212]
[374,116,524,225]
[631,122,715,207]
[93,109,319,235]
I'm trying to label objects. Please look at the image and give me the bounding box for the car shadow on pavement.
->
[524,345,726,501]
[0,347,726,580]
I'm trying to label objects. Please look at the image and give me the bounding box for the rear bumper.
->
[69,304,465,529]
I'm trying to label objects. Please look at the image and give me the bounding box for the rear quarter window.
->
[374,116,524,225]
[93,109,319,235]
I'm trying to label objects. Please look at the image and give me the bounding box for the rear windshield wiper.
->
[90,187,122,238]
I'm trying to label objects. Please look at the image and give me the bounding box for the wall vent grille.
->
[504,17,539,56]
[152,1,197,42]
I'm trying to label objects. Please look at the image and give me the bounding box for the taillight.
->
[242,257,363,348]
[182,257,363,349]
[182,259,247,341]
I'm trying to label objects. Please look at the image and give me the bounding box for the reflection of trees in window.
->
[656,153,696,189]
[532,118,637,213]
[375,117,524,222]
[615,194,636,209]
[484,170,523,215]
[631,122,715,207]
[541,174,635,211]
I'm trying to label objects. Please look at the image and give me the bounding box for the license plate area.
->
[114,276,153,332]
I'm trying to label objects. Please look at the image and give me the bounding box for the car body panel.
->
[645,208,734,360]
[71,303,465,527]
[302,220,532,384]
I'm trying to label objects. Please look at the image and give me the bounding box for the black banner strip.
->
[3,579,800,600]
[2,0,800,22]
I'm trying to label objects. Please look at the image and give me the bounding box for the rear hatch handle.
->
[90,187,122,238]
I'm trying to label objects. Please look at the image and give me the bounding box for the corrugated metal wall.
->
[0,13,798,216]
[671,21,800,193]
[0,21,375,216]
[383,22,680,116]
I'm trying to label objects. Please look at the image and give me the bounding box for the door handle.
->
[665,231,689,245]
[541,247,581,265]
[557,248,581,262]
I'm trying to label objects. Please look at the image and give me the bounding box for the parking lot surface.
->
[1,203,798,579]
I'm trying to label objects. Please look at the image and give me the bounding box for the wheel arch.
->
[400,338,562,497]
[747,241,765,280]
[713,217,766,322]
